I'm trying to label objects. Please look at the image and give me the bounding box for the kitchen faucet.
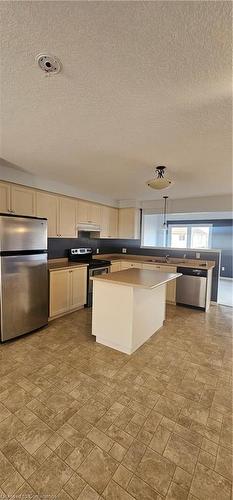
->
[165,254,170,263]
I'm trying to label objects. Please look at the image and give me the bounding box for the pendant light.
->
[162,195,168,230]
[147,166,172,190]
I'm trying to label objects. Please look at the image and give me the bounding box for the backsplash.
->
[48,237,220,302]
[48,237,99,259]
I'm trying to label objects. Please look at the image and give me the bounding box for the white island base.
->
[92,269,181,355]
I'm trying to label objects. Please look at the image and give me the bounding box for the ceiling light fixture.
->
[162,195,169,230]
[147,166,172,190]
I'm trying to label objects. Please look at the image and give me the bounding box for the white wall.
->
[142,214,166,247]
[141,195,233,214]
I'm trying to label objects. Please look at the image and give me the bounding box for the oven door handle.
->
[89,266,110,274]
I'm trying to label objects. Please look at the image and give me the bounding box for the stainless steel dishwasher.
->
[176,267,208,309]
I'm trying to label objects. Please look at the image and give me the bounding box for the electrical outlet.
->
[96,248,99,254]
[196,252,201,259]
[122,248,127,253]
[222,266,225,271]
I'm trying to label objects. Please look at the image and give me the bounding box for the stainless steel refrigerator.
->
[0,214,48,341]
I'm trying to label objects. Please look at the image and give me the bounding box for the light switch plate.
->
[96,248,99,254]
[122,248,127,253]
[196,252,201,259]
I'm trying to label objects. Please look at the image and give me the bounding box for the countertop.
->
[48,259,88,271]
[94,253,215,270]
[91,268,182,289]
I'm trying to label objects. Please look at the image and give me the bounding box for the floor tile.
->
[78,446,118,494]
[166,481,188,500]
[2,439,37,479]
[136,447,175,496]
[215,445,233,480]
[63,472,86,498]
[103,480,134,499]
[0,304,231,500]
[190,462,232,500]
[122,440,147,472]
[127,474,161,499]
[149,425,171,454]
[17,417,53,454]
[28,453,73,496]
[113,465,133,489]
[163,433,199,474]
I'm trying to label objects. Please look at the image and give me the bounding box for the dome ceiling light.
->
[147,166,172,190]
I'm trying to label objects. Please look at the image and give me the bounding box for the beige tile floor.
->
[0,304,232,499]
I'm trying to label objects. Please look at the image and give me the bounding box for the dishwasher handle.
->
[177,267,207,278]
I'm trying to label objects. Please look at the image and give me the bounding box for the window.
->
[168,224,212,249]
[141,212,213,249]
[170,226,188,248]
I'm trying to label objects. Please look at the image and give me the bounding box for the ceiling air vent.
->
[36,54,62,74]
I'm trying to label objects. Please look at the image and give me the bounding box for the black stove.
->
[68,248,110,268]
[88,259,111,269]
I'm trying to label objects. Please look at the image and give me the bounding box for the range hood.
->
[77,222,101,237]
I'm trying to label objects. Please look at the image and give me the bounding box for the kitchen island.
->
[91,268,182,354]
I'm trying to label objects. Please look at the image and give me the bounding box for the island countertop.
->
[91,268,182,289]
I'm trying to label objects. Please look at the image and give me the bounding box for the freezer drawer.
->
[176,274,207,308]
[0,254,48,341]
[0,215,47,251]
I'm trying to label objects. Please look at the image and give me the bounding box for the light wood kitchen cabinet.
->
[142,262,177,303]
[77,200,102,225]
[110,261,122,272]
[69,267,87,310]
[101,206,119,238]
[49,266,87,319]
[11,184,36,216]
[49,269,70,318]
[121,261,143,270]
[118,208,140,239]
[36,191,58,237]
[59,196,77,237]
[0,180,121,239]
[0,182,11,213]
[109,207,118,238]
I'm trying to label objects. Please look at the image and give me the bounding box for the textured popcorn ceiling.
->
[0,1,232,201]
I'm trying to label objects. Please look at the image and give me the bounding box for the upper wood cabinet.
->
[77,200,102,225]
[109,207,118,238]
[36,191,58,237]
[11,185,36,216]
[118,208,141,239]
[59,196,77,238]
[0,182,11,213]
[101,206,118,238]
[0,180,121,239]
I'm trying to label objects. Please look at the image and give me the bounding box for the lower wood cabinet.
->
[49,267,87,319]
[120,261,143,270]
[110,260,177,303]
[142,263,177,303]
[110,261,122,273]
